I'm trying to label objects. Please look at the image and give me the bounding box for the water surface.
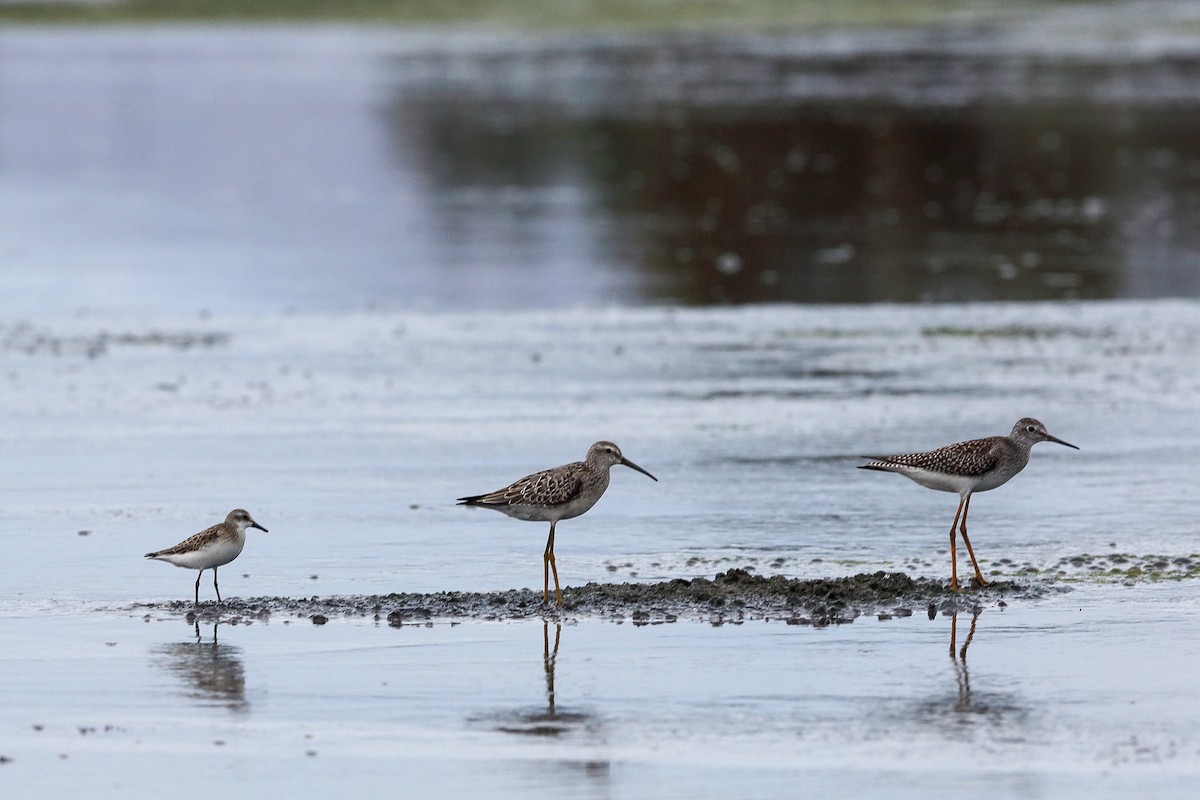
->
[5,24,1200,314]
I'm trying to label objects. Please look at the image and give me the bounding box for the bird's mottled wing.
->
[153,523,223,556]
[867,436,1002,476]
[474,463,584,508]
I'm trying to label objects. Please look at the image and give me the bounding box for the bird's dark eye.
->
[1027,425,1036,432]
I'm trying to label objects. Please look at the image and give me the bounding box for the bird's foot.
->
[971,575,991,588]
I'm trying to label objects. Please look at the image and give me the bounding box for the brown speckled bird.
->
[458,441,657,606]
[145,509,268,605]
[859,419,1078,590]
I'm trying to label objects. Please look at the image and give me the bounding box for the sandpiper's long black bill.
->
[252,522,269,532]
[621,457,658,481]
[1046,433,1079,450]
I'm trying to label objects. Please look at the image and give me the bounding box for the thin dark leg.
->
[958,495,991,587]
[213,566,222,603]
[948,497,966,591]
[194,570,203,606]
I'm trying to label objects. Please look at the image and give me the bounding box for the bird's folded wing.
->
[870,437,1000,476]
[487,468,584,507]
[155,524,222,555]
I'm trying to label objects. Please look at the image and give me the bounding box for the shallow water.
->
[0,299,1198,794]
[4,591,1200,798]
[1,300,1196,607]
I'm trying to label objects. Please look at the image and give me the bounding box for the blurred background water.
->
[4,5,1200,315]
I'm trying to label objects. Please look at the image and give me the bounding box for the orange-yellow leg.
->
[958,495,991,587]
[948,496,966,591]
[543,521,563,606]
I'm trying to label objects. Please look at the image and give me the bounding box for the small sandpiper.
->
[145,509,268,605]
[858,418,1077,590]
[457,441,658,606]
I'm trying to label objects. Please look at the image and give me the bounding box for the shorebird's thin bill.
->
[1047,433,1079,450]
[621,457,658,481]
[252,521,269,532]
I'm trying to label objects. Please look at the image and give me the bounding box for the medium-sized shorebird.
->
[457,441,658,606]
[145,509,268,605]
[859,418,1077,590]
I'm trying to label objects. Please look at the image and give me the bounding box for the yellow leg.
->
[543,521,562,606]
[549,554,562,607]
[958,495,991,587]
[948,496,965,591]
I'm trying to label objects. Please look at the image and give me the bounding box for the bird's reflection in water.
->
[910,609,1029,733]
[949,609,980,713]
[494,623,594,738]
[476,624,611,794]
[154,621,248,712]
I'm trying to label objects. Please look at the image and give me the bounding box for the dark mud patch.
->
[132,569,1050,626]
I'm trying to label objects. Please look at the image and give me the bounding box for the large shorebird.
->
[145,509,268,605]
[859,419,1077,590]
[458,441,657,606]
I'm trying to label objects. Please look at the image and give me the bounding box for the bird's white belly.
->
[159,538,245,570]
[502,494,601,523]
[900,467,980,495]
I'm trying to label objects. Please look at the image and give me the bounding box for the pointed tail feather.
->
[858,460,903,472]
